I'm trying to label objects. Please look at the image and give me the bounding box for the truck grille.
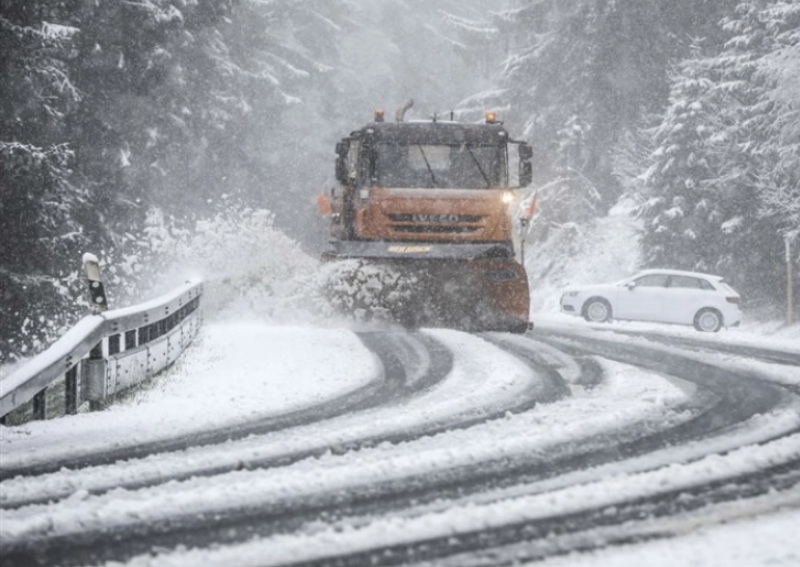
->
[386,213,484,234]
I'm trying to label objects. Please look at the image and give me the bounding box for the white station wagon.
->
[560,269,742,332]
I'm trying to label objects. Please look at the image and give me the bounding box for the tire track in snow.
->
[604,328,800,395]
[2,328,797,567]
[597,327,800,367]
[534,328,789,436]
[105,330,797,567]
[230,328,797,566]
[288,455,800,567]
[0,331,452,507]
[0,329,552,510]
[0,330,573,565]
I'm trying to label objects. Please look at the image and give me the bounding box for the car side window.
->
[634,274,669,287]
[669,275,704,289]
[699,279,715,291]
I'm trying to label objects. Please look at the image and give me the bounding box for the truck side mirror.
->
[519,143,533,187]
[335,140,350,184]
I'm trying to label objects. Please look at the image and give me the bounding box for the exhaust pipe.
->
[395,99,414,122]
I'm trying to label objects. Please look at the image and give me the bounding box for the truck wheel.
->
[508,321,531,334]
[694,308,723,332]
[583,298,612,323]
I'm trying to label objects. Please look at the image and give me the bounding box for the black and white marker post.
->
[83,253,108,313]
[82,253,107,411]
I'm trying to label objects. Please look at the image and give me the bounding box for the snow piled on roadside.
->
[0,324,380,468]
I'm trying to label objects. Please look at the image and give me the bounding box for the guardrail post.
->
[65,366,78,415]
[33,390,47,420]
[82,342,107,412]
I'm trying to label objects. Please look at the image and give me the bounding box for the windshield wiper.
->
[465,144,491,188]
[416,145,439,188]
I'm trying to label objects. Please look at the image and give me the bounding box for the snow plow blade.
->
[322,241,530,333]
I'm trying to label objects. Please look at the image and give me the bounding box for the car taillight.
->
[726,296,740,304]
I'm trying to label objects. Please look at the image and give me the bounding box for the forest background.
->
[1,0,798,363]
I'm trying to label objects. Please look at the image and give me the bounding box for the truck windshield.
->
[374,142,506,189]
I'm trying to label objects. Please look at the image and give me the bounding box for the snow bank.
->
[0,324,380,468]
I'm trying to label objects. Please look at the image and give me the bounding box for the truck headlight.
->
[501,191,514,205]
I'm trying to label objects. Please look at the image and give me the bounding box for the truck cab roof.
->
[352,121,509,146]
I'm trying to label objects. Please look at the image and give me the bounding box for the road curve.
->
[0,324,797,567]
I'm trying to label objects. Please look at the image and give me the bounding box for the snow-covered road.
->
[1,317,799,566]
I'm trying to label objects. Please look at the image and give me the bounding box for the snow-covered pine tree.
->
[67,0,241,217]
[228,0,351,242]
[503,0,668,210]
[501,0,739,224]
[755,2,800,243]
[0,4,103,362]
[712,1,791,302]
[640,0,795,306]
[638,48,729,274]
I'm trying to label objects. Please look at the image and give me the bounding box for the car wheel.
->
[694,308,723,332]
[583,298,612,323]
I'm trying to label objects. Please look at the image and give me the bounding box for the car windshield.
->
[374,142,506,188]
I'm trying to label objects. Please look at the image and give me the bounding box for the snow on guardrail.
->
[0,281,203,425]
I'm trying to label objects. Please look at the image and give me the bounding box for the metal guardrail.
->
[0,281,203,425]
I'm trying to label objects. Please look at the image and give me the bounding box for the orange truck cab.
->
[322,105,533,332]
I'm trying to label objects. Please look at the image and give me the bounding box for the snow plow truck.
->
[320,101,533,333]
